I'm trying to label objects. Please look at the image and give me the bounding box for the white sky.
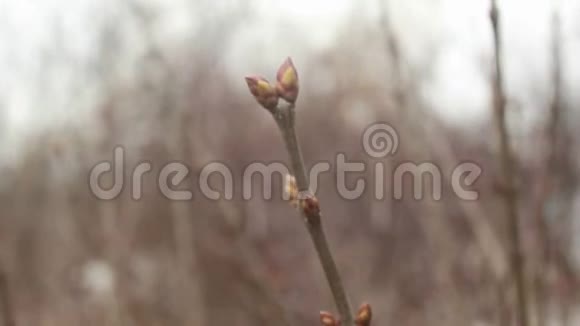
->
[0,0,579,165]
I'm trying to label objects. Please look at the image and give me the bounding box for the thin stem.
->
[273,105,309,192]
[272,103,354,325]
[489,2,529,326]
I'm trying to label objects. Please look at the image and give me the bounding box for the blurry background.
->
[0,0,580,325]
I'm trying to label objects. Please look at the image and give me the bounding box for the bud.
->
[320,311,339,326]
[355,303,372,326]
[245,75,279,110]
[276,57,299,103]
[300,194,320,220]
[284,174,299,208]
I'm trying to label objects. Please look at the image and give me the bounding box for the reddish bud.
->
[245,75,279,110]
[300,194,320,219]
[355,303,372,326]
[275,57,299,103]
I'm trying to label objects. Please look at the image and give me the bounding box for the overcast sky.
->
[0,0,579,165]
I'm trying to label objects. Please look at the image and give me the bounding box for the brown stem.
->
[272,103,354,325]
[489,2,529,326]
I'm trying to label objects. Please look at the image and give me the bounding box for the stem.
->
[274,105,309,192]
[272,103,354,325]
[489,2,529,326]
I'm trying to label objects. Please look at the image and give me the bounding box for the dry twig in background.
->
[532,7,563,326]
[489,2,530,326]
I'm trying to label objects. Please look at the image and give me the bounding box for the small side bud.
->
[284,174,299,208]
[245,75,279,110]
[276,57,299,103]
[320,311,339,326]
[300,194,320,220]
[355,302,372,326]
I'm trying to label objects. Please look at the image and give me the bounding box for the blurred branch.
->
[377,0,403,86]
[379,3,509,323]
[532,7,563,326]
[489,2,529,326]
[233,246,293,326]
[0,268,15,326]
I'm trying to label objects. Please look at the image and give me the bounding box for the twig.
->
[489,2,530,326]
[245,60,355,324]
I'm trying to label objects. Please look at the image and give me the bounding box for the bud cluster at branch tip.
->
[245,57,299,110]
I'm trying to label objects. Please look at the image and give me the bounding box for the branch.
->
[489,2,530,326]
[532,7,563,326]
[245,58,372,325]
